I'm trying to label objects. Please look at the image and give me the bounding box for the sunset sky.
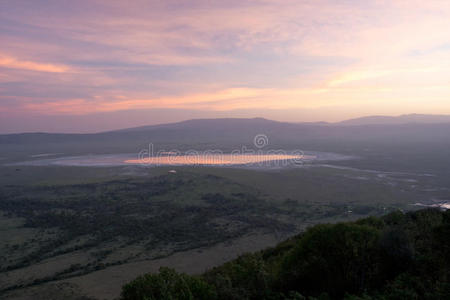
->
[1,0,450,133]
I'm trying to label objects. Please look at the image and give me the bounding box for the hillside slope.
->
[122,208,450,300]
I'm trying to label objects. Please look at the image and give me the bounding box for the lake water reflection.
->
[10,151,353,167]
[126,153,308,166]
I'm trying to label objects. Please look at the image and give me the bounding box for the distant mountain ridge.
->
[338,114,450,126]
[115,114,450,133]
[2,114,450,136]
[0,114,445,145]
[2,114,450,168]
[113,117,287,132]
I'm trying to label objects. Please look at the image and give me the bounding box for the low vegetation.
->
[0,173,294,275]
[0,166,432,297]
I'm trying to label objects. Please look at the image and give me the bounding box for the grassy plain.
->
[0,161,433,299]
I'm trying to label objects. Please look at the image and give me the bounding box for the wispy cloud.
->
[1,0,450,132]
[0,54,71,73]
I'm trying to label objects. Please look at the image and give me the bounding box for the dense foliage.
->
[121,209,450,300]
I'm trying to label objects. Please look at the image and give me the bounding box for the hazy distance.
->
[1,1,450,133]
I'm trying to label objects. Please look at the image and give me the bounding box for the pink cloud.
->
[0,54,71,73]
[1,0,450,132]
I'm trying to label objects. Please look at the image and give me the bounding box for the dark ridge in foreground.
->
[121,208,450,300]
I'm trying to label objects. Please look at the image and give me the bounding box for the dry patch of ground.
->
[4,232,284,300]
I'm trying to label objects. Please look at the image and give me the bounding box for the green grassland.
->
[0,163,429,299]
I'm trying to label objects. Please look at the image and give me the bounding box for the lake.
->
[7,151,354,167]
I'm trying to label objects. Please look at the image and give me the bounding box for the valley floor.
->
[1,160,447,299]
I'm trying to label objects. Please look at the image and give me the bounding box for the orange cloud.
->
[3,0,450,125]
[22,88,269,114]
[16,75,450,117]
[0,54,70,73]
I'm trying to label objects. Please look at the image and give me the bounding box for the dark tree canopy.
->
[121,209,450,300]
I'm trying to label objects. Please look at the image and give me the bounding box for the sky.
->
[1,0,450,133]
